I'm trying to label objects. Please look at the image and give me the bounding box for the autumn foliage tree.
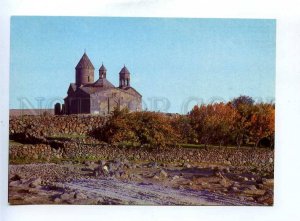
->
[91,108,179,148]
[230,99,256,147]
[248,103,275,147]
[187,96,275,148]
[189,103,237,147]
[170,114,197,144]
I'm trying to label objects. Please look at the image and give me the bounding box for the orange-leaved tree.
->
[91,108,179,148]
[249,103,275,147]
[189,103,237,147]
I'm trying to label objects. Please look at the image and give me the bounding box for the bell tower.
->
[99,63,107,79]
[119,65,130,88]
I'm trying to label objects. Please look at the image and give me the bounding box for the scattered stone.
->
[201,182,210,188]
[230,186,239,192]
[153,175,160,180]
[102,165,109,174]
[224,160,231,165]
[9,180,22,187]
[75,192,88,200]
[53,197,62,203]
[179,185,185,190]
[219,178,231,188]
[94,165,110,177]
[243,189,266,196]
[96,197,105,204]
[29,177,42,188]
[183,163,192,168]
[239,195,245,201]
[148,162,158,169]
[159,170,168,178]
[60,192,75,201]
[172,175,180,180]
[247,185,257,191]
[262,178,274,187]
[28,188,39,193]
[54,183,65,189]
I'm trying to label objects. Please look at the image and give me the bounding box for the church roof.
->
[120,86,142,97]
[79,86,101,95]
[67,83,77,95]
[99,64,107,71]
[75,53,95,69]
[69,83,77,91]
[93,78,114,88]
[119,66,130,75]
[76,78,115,95]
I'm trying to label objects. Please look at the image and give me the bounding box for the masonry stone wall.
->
[90,88,141,115]
[9,115,106,137]
[9,144,63,161]
[9,115,274,172]
[9,141,274,172]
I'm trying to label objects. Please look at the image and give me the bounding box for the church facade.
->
[56,53,142,115]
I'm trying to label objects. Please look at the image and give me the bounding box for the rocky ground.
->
[8,115,275,206]
[9,154,274,205]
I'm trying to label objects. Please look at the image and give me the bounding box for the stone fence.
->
[9,115,106,138]
[9,141,274,172]
[9,115,274,172]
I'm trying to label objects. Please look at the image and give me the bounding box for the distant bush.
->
[90,108,180,148]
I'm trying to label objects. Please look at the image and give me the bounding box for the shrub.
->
[90,109,180,148]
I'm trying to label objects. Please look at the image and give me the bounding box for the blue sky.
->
[10,17,275,113]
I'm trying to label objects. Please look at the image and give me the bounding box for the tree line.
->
[91,96,275,148]
[173,96,275,148]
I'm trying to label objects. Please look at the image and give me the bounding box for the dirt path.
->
[9,162,273,205]
[60,178,258,206]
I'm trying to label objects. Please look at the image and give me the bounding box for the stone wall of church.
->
[90,88,142,115]
[64,92,90,115]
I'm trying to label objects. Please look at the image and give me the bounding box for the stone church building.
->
[55,53,142,115]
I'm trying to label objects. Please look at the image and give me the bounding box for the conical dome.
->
[99,63,107,71]
[119,66,130,75]
[75,53,95,69]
